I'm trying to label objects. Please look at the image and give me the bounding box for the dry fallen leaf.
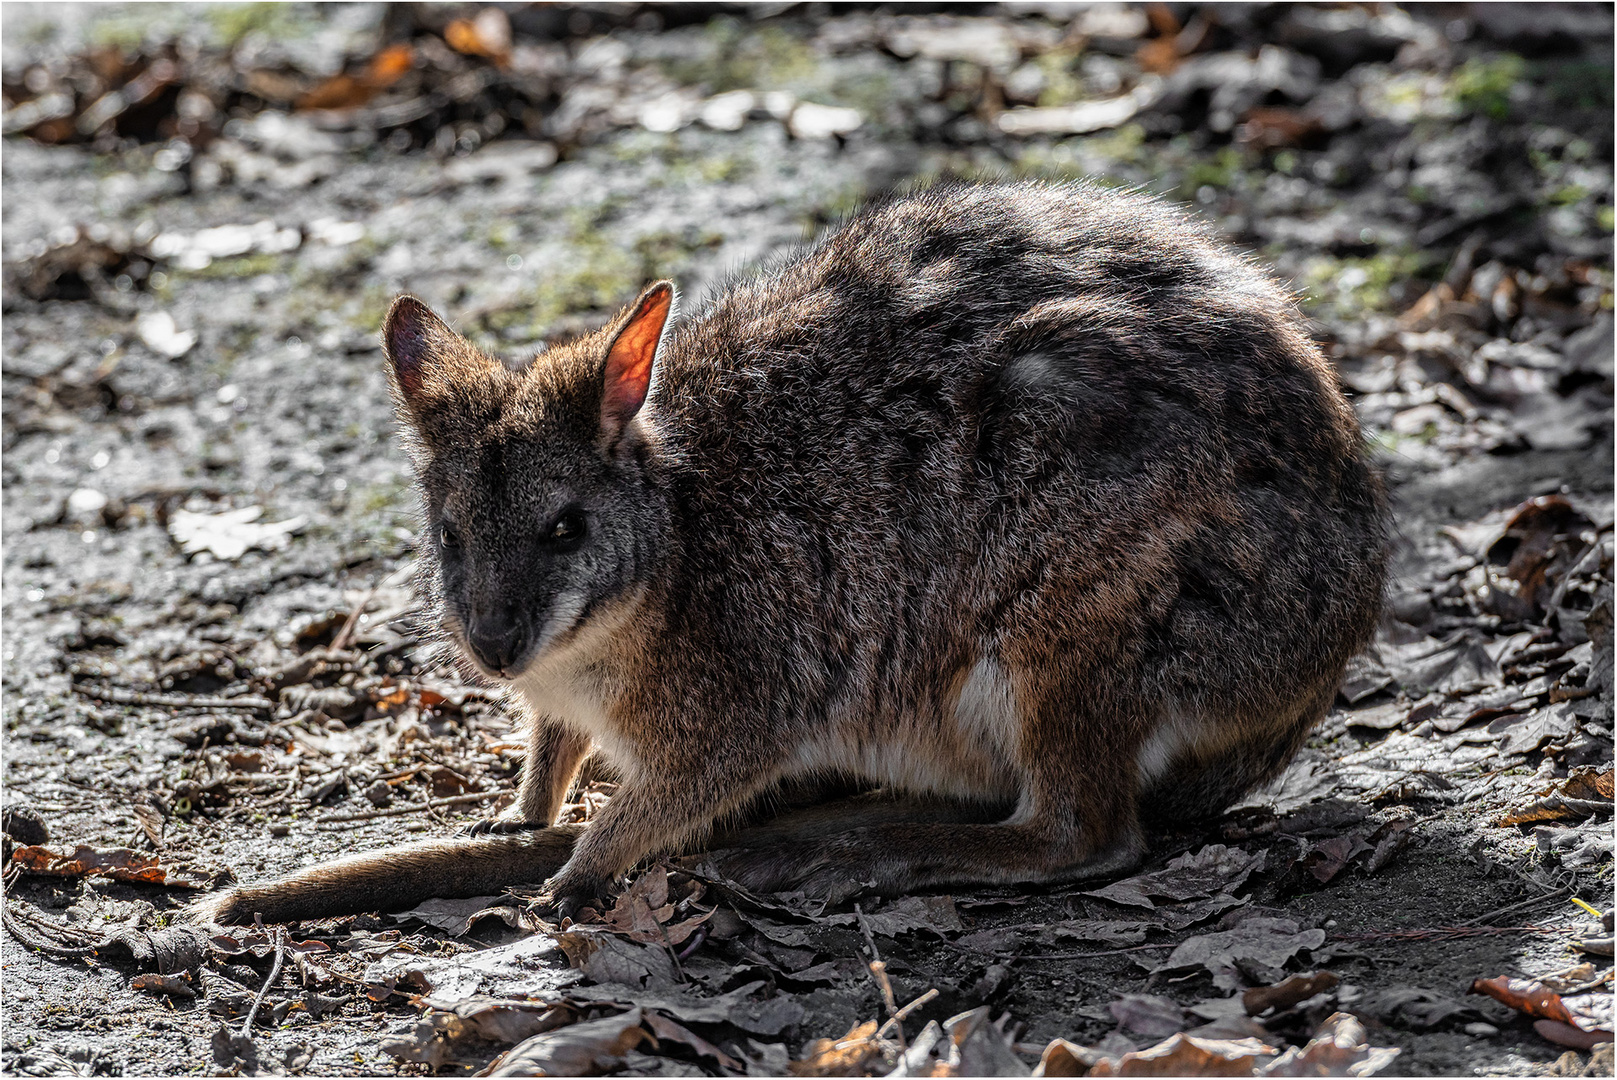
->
[297,43,415,111]
[485,1007,651,1077]
[1262,1012,1401,1076]
[565,980,807,1038]
[131,972,196,1000]
[1038,1011,1400,1078]
[444,8,512,65]
[1500,767,1615,826]
[789,1019,882,1076]
[1110,993,1192,1038]
[1243,972,1340,1016]
[825,894,964,936]
[9,843,225,889]
[168,506,306,561]
[642,1011,745,1072]
[1469,976,1614,1048]
[1084,845,1266,910]
[553,926,678,989]
[1156,918,1327,992]
[1089,1033,1276,1076]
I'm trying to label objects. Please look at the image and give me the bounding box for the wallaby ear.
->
[383,296,466,404]
[601,281,674,442]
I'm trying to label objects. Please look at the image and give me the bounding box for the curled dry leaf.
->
[1156,918,1327,992]
[932,1007,1032,1077]
[1088,1033,1276,1076]
[297,43,416,111]
[1084,845,1266,910]
[1036,1012,1399,1078]
[445,8,513,65]
[1473,495,1601,622]
[1499,767,1615,826]
[1243,972,1340,1016]
[641,1011,745,1072]
[485,1007,651,1078]
[1469,976,1614,1047]
[130,972,196,1000]
[598,865,713,946]
[168,506,306,562]
[9,843,227,889]
[789,1019,882,1077]
[1262,1012,1401,1076]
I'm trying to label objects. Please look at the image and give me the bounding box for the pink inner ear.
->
[384,297,437,398]
[602,284,672,433]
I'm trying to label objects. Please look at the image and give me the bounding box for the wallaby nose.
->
[466,614,527,676]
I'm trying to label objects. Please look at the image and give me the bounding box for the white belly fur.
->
[1135,708,1209,788]
[785,655,1024,802]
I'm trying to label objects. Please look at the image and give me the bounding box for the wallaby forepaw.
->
[464,816,547,838]
[538,874,608,922]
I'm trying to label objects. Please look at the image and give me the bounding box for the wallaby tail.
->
[188,790,1010,925]
[189,827,582,925]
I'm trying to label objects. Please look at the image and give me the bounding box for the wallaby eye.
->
[548,510,586,545]
[439,523,460,551]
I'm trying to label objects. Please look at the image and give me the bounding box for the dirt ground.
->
[2,4,1612,1077]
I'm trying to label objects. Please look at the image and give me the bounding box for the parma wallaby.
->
[194,181,1385,926]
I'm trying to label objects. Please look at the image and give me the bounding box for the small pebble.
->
[267,824,290,837]
[1464,1022,1499,1038]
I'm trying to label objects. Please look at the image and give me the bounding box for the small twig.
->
[1001,943,1176,961]
[650,902,686,983]
[854,903,906,1053]
[315,790,501,827]
[76,685,274,711]
[853,902,882,963]
[241,932,286,1035]
[1332,924,1570,942]
[2,902,102,957]
[330,587,377,653]
[1459,884,1574,927]
[876,988,939,1042]
[869,960,904,1053]
[5,898,103,946]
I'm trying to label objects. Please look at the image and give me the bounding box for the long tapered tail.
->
[188,792,1013,925]
[189,827,583,925]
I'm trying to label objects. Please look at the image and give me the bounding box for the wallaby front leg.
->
[473,716,591,834]
[519,719,592,824]
[542,766,765,914]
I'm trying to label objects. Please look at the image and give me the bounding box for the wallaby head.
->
[382,282,676,680]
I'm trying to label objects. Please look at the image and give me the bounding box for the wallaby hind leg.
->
[1140,681,1335,830]
[714,672,1152,902]
[712,789,1013,849]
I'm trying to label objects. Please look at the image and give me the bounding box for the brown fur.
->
[193,181,1385,925]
